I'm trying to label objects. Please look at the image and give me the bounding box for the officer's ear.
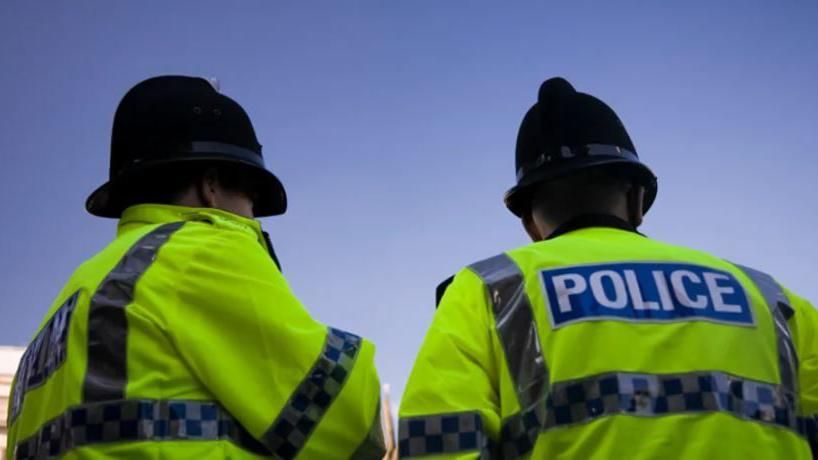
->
[196,168,221,209]
[523,211,544,242]
[626,184,646,228]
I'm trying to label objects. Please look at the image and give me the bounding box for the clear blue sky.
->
[1,1,816,403]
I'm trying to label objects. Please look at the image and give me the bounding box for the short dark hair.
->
[116,161,260,210]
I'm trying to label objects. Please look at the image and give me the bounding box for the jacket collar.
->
[117,204,265,241]
[546,213,642,240]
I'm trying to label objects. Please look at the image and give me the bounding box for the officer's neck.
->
[543,213,640,240]
[533,187,645,241]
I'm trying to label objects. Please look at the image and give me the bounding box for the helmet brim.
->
[504,156,657,218]
[85,157,287,218]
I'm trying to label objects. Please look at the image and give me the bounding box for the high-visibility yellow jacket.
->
[6,204,385,460]
[399,222,818,459]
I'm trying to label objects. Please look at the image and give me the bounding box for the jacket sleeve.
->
[167,228,384,459]
[399,268,502,459]
[790,288,818,453]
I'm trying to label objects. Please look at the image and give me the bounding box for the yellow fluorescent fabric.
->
[791,288,818,417]
[7,204,382,459]
[400,226,816,459]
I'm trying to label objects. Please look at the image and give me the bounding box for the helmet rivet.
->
[560,146,573,158]
[213,108,222,116]
[192,106,202,115]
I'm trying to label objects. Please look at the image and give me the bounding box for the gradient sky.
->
[1,1,816,403]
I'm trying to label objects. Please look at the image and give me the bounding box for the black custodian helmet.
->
[86,75,287,218]
[504,77,657,217]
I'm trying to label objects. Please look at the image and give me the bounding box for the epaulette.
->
[435,275,455,309]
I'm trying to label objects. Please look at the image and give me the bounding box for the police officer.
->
[6,76,385,459]
[398,77,818,459]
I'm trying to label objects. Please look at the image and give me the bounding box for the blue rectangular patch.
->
[541,262,753,328]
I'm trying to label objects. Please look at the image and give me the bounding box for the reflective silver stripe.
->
[733,264,799,406]
[398,412,493,458]
[262,327,362,458]
[468,254,549,414]
[350,401,387,460]
[468,253,548,458]
[83,222,185,401]
[12,399,269,459]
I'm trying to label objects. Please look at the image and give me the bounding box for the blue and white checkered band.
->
[497,370,805,458]
[548,371,798,430]
[414,260,804,457]
[10,291,80,423]
[262,327,362,458]
[398,412,494,458]
[12,399,269,459]
[516,144,639,181]
[399,370,808,459]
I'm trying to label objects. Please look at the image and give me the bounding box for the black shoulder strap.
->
[435,275,455,309]
[262,231,282,272]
